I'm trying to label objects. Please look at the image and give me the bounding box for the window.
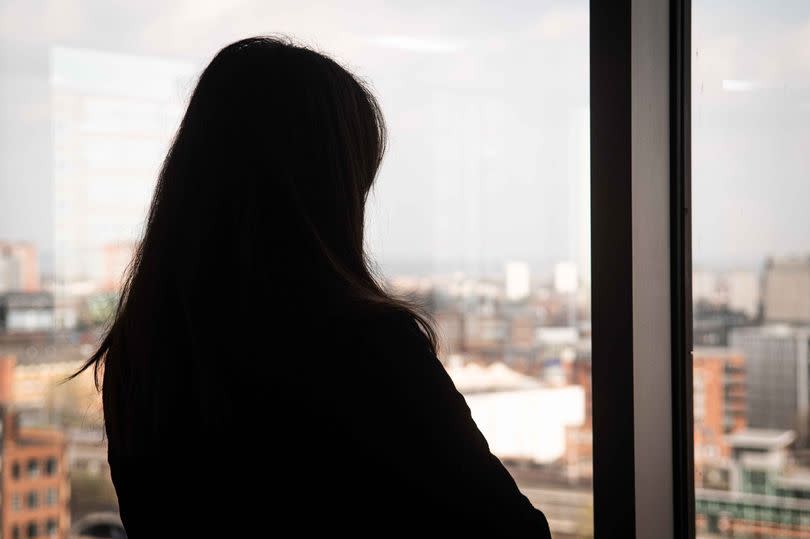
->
[44,520,57,537]
[0,2,593,537]
[26,491,38,509]
[45,488,57,507]
[26,460,38,479]
[2,1,745,537]
[25,522,36,539]
[692,1,810,536]
[12,526,19,539]
[12,493,21,512]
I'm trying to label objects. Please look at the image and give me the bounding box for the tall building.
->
[0,356,70,539]
[725,270,760,320]
[0,242,39,293]
[763,256,810,324]
[693,269,721,306]
[50,46,195,285]
[730,325,810,442]
[693,347,747,484]
[504,261,531,302]
[554,262,578,295]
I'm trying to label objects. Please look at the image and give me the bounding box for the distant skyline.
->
[0,0,808,278]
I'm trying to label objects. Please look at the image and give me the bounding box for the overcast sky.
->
[0,0,808,277]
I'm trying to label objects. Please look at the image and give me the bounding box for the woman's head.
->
[169,36,387,293]
[76,37,435,447]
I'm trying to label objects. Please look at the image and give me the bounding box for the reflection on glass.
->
[693,1,810,536]
[0,2,591,537]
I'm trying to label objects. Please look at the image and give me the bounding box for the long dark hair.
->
[74,37,436,451]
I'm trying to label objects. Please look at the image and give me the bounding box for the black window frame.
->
[27,490,39,509]
[26,459,39,478]
[590,0,693,538]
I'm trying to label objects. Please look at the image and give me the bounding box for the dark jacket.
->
[108,309,552,538]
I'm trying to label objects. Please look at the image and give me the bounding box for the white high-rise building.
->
[50,46,196,284]
[554,261,579,295]
[504,261,531,301]
[693,269,721,305]
[726,270,760,319]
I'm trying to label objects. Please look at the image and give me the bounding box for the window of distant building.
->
[27,490,38,509]
[45,519,57,537]
[12,493,21,511]
[12,525,20,539]
[44,457,57,476]
[45,487,57,506]
[27,459,39,478]
[26,521,37,538]
[747,470,768,495]
[12,461,20,480]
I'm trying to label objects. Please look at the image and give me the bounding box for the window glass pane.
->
[693,2,810,536]
[1,2,591,536]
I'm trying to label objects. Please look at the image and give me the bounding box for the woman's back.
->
[109,309,550,537]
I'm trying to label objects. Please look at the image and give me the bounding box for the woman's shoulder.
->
[341,304,430,348]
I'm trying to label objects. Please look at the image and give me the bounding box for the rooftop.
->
[693,346,744,359]
[446,361,541,393]
[727,428,795,450]
[776,469,810,490]
[731,324,810,338]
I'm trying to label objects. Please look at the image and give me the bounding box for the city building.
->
[447,360,585,464]
[763,256,810,325]
[0,356,70,539]
[462,313,508,358]
[696,429,810,537]
[0,242,39,293]
[553,262,578,295]
[505,261,531,302]
[0,292,55,334]
[433,310,464,360]
[693,347,747,484]
[50,46,195,285]
[693,302,750,347]
[726,270,760,320]
[563,347,592,481]
[693,269,722,306]
[730,325,810,443]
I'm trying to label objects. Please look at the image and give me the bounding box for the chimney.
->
[0,355,16,404]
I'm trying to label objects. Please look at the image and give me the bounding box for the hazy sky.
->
[0,0,808,277]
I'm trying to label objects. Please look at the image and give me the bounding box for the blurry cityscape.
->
[6,231,810,538]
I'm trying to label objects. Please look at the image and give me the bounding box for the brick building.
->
[0,242,39,294]
[563,351,592,481]
[693,347,747,486]
[0,356,70,538]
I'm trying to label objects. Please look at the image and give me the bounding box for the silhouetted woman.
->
[76,37,552,538]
